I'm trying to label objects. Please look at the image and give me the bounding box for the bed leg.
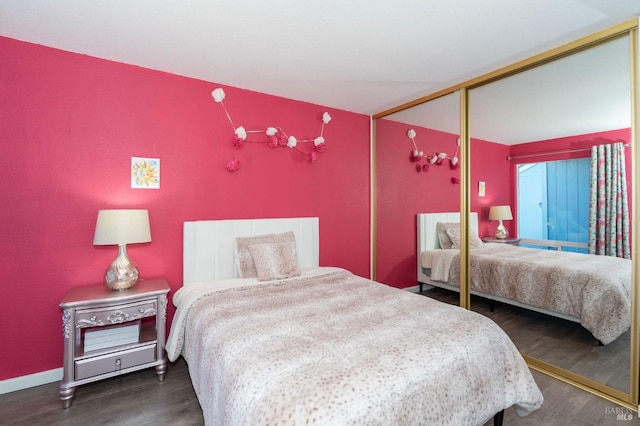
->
[494,409,504,426]
[419,283,423,293]
[489,301,495,313]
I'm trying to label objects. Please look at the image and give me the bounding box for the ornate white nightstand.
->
[58,278,169,408]
[482,237,521,245]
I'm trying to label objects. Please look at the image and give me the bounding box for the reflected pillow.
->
[235,231,296,278]
[436,222,459,249]
[247,241,301,281]
[445,227,485,249]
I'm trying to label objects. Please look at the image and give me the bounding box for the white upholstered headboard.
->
[183,217,319,286]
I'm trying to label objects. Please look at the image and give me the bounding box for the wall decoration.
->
[212,88,331,172]
[131,157,160,189]
[406,129,460,184]
[478,181,486,197]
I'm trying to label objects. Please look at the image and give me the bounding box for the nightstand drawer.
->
[76,301,157,328]
[75,343,156,380]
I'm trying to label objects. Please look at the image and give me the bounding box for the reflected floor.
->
[421,287,630,393]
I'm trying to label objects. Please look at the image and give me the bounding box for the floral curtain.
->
[588,142,630,258]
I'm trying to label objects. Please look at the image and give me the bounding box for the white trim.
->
[0,367,62,395]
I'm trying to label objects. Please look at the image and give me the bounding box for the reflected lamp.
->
[93,209,151,291]
[489,205,513,239]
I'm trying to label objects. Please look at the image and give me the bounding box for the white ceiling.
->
[385,34,632,144]
[1,1,639,126]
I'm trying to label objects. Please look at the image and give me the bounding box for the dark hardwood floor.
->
[421,287,631,393]
[2,355,639,424]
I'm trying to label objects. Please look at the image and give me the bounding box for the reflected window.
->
[517,158,590,253]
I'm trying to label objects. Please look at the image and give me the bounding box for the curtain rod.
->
[507,142,630,161]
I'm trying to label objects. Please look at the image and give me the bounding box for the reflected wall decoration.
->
[406,128,460,183]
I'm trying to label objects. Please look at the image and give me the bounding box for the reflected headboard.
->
[416,212,479,281]
[183,217,319,286]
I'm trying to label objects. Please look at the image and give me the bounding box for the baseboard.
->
[0,367,63,395]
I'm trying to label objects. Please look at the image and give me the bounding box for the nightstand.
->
[482,237,521,245]
[58,278,170,408]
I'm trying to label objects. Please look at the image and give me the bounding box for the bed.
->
[417,212,632,345]
[166,217,543,425]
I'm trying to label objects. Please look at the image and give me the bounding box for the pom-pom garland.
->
[406,128,460,184]
[212,87,331,172]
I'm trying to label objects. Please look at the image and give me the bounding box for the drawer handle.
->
[90,315,97,321]
[139,308,145,314]
[115,358,121,371]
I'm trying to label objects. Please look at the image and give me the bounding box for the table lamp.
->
[93,209,151,290]
[489,205,513,239]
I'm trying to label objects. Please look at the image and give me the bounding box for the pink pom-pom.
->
[233,135,244,149]
[267,135,279,148]
[226,159,240,172]
[307,152,317,164]
[422,163,430,172]
[449,161,459,170]
[278,134,288,146]
[315,143,327,153]
[415,164,422,172]
[451,177,460,184]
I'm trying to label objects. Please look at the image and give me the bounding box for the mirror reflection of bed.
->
[417,212,631,392]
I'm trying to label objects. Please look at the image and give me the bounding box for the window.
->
[516,158,590,253]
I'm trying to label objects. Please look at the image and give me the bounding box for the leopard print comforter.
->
[171,268,543,425]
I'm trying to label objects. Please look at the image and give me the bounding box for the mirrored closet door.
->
[466,24,637,405]
[374,91,461,301]
[373,19,638,409]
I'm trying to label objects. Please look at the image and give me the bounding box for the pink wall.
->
[471,138,513,238]
[0,37,371,381]
[375,119,511,288]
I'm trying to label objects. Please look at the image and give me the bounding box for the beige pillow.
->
[235,231,296,278]
[247,242,301,281]
[445,227,485,249]
[436,222,459,249]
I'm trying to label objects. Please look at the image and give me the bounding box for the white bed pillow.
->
[235,231,296,278]
[436,222,459,249]
[247,241,301,281]
[445,227,485,249]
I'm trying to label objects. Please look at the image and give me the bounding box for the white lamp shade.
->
[93,209,151,245]
[489,205,513,221]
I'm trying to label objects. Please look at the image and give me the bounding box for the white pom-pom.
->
[235,126,247,140]
[429,156,438,164]
[418,151,423,157]
[438,152,447,159]
[287,136,297,148]
[266,127,278,136]
[413,150,419,157]
[456,137,461,146]
[314,136,325,146]
[451,156,459,166]
[322,112,332,124]
[212,88,225,103]
[407,129,416,139]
